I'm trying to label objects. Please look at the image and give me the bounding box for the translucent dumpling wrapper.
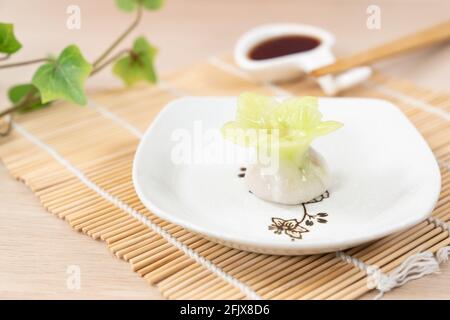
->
[222,92,342,205]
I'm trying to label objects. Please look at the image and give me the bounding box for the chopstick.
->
[311,19,450,77]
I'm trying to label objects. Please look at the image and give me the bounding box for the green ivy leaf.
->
[113,36,157,86]
[8,83,49,113]
[142,0,164,10]
[0,23,22,54]
[32,45,92,105]
[8,83,36,104]
[116,0,164,12]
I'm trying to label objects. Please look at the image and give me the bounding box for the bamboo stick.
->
[311,19,450,77]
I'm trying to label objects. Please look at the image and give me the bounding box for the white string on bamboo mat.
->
[88,80,186,139]
[428,216,450,263]
[336,250,440,300]
[364,82,450,121]
[13,123,262,300]
[208,56,291,97]
[158,80,189,97]
[441,160,450,173]
[335,215,450,300]
[89,99,143,138]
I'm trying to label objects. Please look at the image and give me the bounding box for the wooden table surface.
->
[1,0,449,300]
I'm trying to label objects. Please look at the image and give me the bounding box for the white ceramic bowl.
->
[234,23,336,82]
[234,23,373,95]
[133,97,441,255]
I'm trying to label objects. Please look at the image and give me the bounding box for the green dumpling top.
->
[221,92,342,163]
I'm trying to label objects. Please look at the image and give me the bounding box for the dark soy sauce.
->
[248,35,320,60]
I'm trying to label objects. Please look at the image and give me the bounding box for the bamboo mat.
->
[0,54,449,300]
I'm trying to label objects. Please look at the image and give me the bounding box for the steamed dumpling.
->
[245,148,329,205]
[222,93,342,205]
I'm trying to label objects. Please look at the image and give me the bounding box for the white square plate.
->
[133,97,441,255]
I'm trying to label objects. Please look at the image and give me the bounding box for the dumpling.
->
[222,92,342,205]
[245,147,330,205]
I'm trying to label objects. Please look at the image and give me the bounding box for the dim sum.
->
[222,92,342,205]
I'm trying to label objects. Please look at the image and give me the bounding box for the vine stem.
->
[92,4,143,68]
[0,54,11,62]
[0,58,50,69]
[0,90,40,119]
[91,49,131,76]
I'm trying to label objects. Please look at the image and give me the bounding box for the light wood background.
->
[0,0,449,299]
